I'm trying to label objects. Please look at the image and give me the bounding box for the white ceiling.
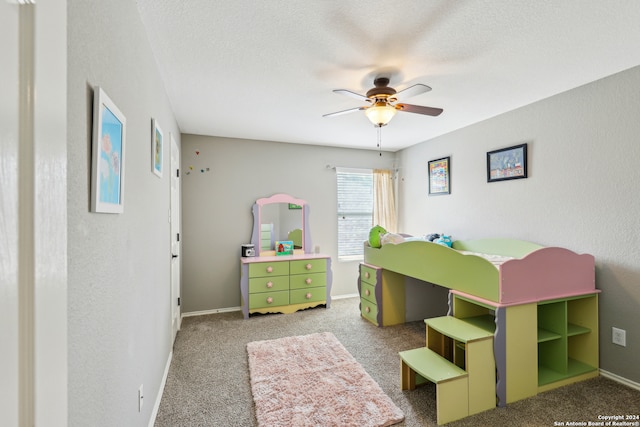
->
[136,1,640,152]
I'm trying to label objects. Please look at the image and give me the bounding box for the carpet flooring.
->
[154,297,640,426]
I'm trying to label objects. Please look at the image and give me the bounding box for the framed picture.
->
[91,87,126,213]
[152,118,163,178]
[275,240,294,256]
[487,143,527,182]
[428,156,451,195]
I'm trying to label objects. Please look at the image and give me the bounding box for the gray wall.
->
[180,135,394,313]
[397,66,640,384]
[67,1,179,425]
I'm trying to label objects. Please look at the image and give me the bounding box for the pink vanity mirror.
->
[249,193,313,256]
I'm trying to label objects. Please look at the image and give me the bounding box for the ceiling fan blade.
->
[394,84,431,101]
[333,89,370,102]
[396,103,443,116]
[322,106,366,118]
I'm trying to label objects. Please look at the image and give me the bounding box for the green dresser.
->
[241,255,332,318]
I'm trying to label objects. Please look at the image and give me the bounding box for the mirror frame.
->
[250,193,313,256]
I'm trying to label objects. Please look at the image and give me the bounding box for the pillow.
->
[368,225,387,248]
[381,232,405,245]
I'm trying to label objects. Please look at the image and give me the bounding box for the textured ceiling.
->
[136,1,640,152]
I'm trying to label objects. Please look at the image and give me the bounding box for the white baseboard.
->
[181,294,360,319]
[332,293,359,300]
[600,368,640,391]
[182,306,241,318]
[149,350,173,427]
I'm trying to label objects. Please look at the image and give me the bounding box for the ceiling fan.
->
[323,76,443,127]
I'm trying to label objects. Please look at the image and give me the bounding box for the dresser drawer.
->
[290,287,326,305]
[290,258,326,275]
[248,261,289,277]
[360,298,379,325]
[249,290,289,309]
[249,276,289,294]
[360,264,379,286]
[290,272,326,290]
[360,281,377,304]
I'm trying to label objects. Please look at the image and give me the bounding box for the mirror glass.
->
[260,203,303,252]
[250,193,311,256]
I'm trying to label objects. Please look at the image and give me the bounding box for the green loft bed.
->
[363,238,596,305]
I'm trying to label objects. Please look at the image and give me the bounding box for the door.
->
[170,133,182,340]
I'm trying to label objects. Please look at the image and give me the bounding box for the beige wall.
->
[397,65,640,384]
[180,135,394,312]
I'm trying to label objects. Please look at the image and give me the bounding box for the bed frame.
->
[361,238,600,410]
[364,238,596,305]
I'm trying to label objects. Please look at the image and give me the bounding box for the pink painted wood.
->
[499,247,596,304]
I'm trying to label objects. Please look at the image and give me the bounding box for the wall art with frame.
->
[428,156,451,195]
[91,86,126,213]
[487,143,528,182]
[152,118,163,178]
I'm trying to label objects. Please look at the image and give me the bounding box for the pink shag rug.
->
[247,332,405,427]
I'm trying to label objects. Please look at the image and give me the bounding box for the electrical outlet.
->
[612,327,626,347]
[138,384,144,412]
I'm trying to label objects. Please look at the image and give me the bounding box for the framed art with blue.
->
[91,86,126,213]
[487,143,528,182]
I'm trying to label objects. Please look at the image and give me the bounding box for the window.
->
[336,168,373,261]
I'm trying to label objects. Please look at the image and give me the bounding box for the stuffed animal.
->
[425,233,440,242]
[434,234,453,247]
[368,225,387,248]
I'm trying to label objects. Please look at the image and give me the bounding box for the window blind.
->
[336,168,373,261]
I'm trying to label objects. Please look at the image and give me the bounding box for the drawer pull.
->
[365,272,370,279]
[266,281,273,288]
[305,278,312,285]
[305,263,312,270]
[266,297,273,304]
[365,306,370,313]
[305,292,312,299]
[365,289,370,297]
[266,266,273,273]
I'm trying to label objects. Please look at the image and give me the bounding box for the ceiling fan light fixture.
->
[365,101,397,127]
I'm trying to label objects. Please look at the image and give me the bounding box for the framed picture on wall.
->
[428,156,451,195]
[91,86,126,214]
[487,143,528,182]
[152,118,163,178]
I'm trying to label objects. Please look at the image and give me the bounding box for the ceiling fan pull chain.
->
[377,125,382,156]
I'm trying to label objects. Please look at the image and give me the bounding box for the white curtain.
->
[373,169,397,233]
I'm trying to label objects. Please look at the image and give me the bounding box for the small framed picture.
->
[152,118,163,178]
[428,156,451,196]
[91,87,126,213]
[275,240,294,256]
[487,143,527,182]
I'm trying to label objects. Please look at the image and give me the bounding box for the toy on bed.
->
[368,225,388,248]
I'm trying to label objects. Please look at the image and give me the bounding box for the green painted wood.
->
[289,272,326,289]
[290,258,326,275]
[248,261,290,277]
[248,276,289,294]
[399,347,468,383]
[290,287,325,304]
[249,290,289,309]
[364,241,501,302]
[425,316,495,343]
